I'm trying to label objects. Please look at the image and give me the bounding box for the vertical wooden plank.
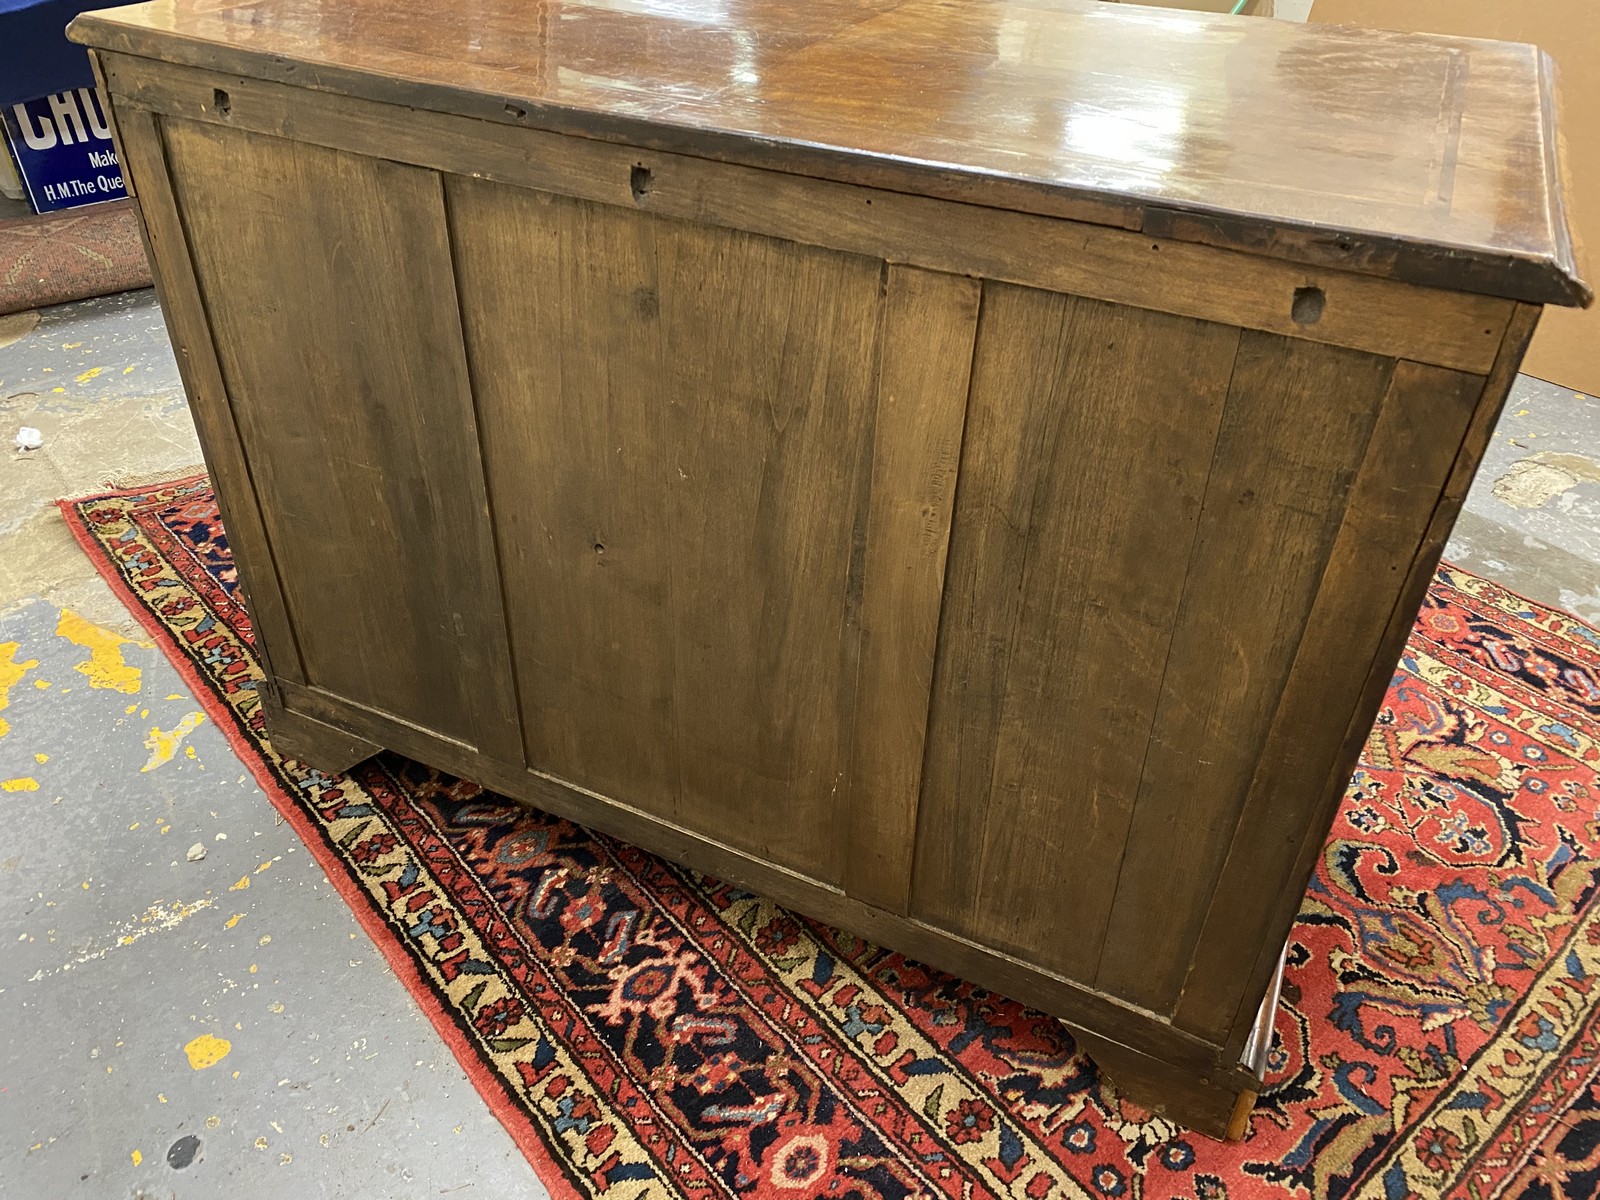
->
[1093,335,1395,1011]
[653,213,881,888]
[452,178,885,886]
[843,266,979,914]
[95,89,303,692]
[1172,344,1516,1044]
[160,120,522,759]
[449,179,680,809]
[909,285,1059,935]
[910,286,1241,978]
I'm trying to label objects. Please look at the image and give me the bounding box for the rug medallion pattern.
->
[63,477,1600,1200]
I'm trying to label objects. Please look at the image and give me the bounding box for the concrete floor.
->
[1444,374,1600,623]
[0,293,547,1198]
[1,281,1596,1198]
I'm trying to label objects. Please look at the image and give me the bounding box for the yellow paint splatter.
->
[32,679,50,690]
[56,610,146,694]
[141,712,206,772]
[139,708,149,719]
[63,341,82,349]
[254,1137,268,1150]
[75,366,103,383]
[268,1002,284,1014]
[35,752,49,763]
[0,642,39,738]
[249,964,258,974]
[206,1115,220,1129]
[157,1094,167,1104]
[183,1033,232,1070]
[124,703,138,714]
[255,861,273,874]
[2,778,39,792]
[229,876,250,892]
[130,1149,142,1166]
[258,935,271,946]
[224,913,244,929]
[184,745,198,760]
[166,693,183,700]
[123,365,136,375]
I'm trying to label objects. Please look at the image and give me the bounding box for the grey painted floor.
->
[1,284,1596,1200]
[1444,374,1600,623]
[1,294,547,1199]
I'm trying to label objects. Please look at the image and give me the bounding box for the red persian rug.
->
[63,475,1600,1200]
[0,198,151,314]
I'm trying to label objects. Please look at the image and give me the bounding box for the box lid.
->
[69,0,1589,306]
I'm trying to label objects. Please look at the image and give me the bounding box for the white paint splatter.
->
[23,896,216,981]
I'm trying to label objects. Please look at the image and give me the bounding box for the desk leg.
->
[1067,945,1286,1140]
[259,683,380,775]
[1067,1025,1259,1140]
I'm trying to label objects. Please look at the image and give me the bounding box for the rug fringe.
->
[98,463,209,492]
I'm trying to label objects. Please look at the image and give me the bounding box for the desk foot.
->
[1066,1025,1260,1141]
[260,689,380,775]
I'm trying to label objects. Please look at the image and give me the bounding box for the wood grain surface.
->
[72,0,1589,305]
[1174,306,1540,1049]
[1093,335,1395,1012]
[92,4,1564,1131]
[161,120,524,760]
[450,177,889,886]
[911,288,1241,980]
[845,266,979,915]
[95,51,1518,375]
[96,96,305,699]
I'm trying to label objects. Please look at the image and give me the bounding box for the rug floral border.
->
[61,476,1600,1200]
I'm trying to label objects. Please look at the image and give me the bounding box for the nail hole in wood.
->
[212,88,231,117]
[1291,286,1325,325]
[593,542,605,554]
[630,165,653,202]
[505,102,526,119]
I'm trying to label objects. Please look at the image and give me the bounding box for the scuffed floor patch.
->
[23,896,216,982]
[142,711,207,771]
[1492,451,1600,510]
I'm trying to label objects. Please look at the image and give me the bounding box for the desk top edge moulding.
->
[71,0,1590,304]
[70,0,1588,1142]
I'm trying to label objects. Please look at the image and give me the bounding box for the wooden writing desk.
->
[72,0,1587,1138]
